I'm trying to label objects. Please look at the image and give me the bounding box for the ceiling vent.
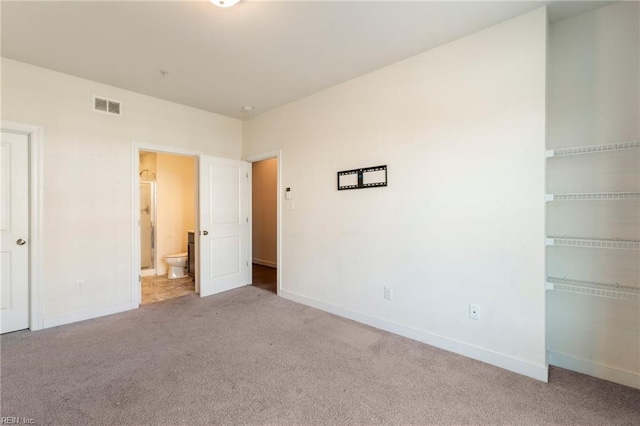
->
[93,95,121,116]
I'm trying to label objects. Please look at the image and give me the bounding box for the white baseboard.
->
[252,258,277,268]
[42,302,136,329]
[548,350,640,390]
[141,268,156,277]
[280,290,548,382]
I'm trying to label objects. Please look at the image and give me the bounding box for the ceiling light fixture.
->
[210,0,241,8]
[241,105,254,114]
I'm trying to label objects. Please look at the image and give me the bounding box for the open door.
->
[1,131,30,333]
[199,155,250,297]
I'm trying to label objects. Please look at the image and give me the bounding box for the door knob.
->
[202,230,209,236]
[16,238,27,246]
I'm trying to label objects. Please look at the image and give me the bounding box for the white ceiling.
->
[1,1,614,119]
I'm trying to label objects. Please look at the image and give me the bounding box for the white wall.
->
[244,8,548,379]
[156,153,196,275]
[1,58,242,326]
[252,158,277,267]
[546,1,640,388]
[547,1,639,149]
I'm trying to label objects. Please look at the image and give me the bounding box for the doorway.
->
[137,150,197,304]
[133,142,255,305]
[247,153,280,294]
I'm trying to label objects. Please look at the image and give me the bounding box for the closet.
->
[546,1,639,388]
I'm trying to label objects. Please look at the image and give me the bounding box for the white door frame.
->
[242,149,283,295]
[1,120,44,331]
[131,141,201,306]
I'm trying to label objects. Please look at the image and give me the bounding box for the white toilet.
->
[165,252,188,279]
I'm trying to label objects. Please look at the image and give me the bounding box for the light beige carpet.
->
[1,286,639,425]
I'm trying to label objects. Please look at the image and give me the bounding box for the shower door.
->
[140,181,156,271]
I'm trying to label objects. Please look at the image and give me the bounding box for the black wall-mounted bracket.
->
[337,165,387,191]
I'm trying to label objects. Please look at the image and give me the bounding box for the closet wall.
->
[546,1,640,389]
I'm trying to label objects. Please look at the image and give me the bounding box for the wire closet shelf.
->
[546,277,640,302]
[546,192,640,201]
[545,140,640,158]
[546,236,640,250]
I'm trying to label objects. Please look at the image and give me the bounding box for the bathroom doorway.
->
[138,150,197,304]
[251,158,278,294]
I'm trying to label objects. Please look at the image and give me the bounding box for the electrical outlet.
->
[75,280,85,292]
[469,304,480,320]
[384,286,393,300]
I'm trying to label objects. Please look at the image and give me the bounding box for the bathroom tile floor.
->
[141,274,195,305]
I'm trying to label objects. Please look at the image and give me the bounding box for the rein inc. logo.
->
[1,417,35,425]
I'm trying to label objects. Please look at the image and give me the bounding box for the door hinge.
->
[246,172,249,179]
[246,217,249,223]
[246,261,249,267]
[138,275,142,282]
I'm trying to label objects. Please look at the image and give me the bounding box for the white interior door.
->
[199,156,250,297]
[1,131,29,334]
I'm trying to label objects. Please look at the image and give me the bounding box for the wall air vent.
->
[108,100,120,115]
[93,96,122,116]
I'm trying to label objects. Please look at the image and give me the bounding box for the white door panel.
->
[199,156,250,296]
[1,253,12,310]
[211,236,240,278]
[1,131,29,334]
[210,165,240,223]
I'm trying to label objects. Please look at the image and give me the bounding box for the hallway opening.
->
[251,158,278,293]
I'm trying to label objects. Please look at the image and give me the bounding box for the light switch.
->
[285,200,294,211]
[285,187,292,200]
